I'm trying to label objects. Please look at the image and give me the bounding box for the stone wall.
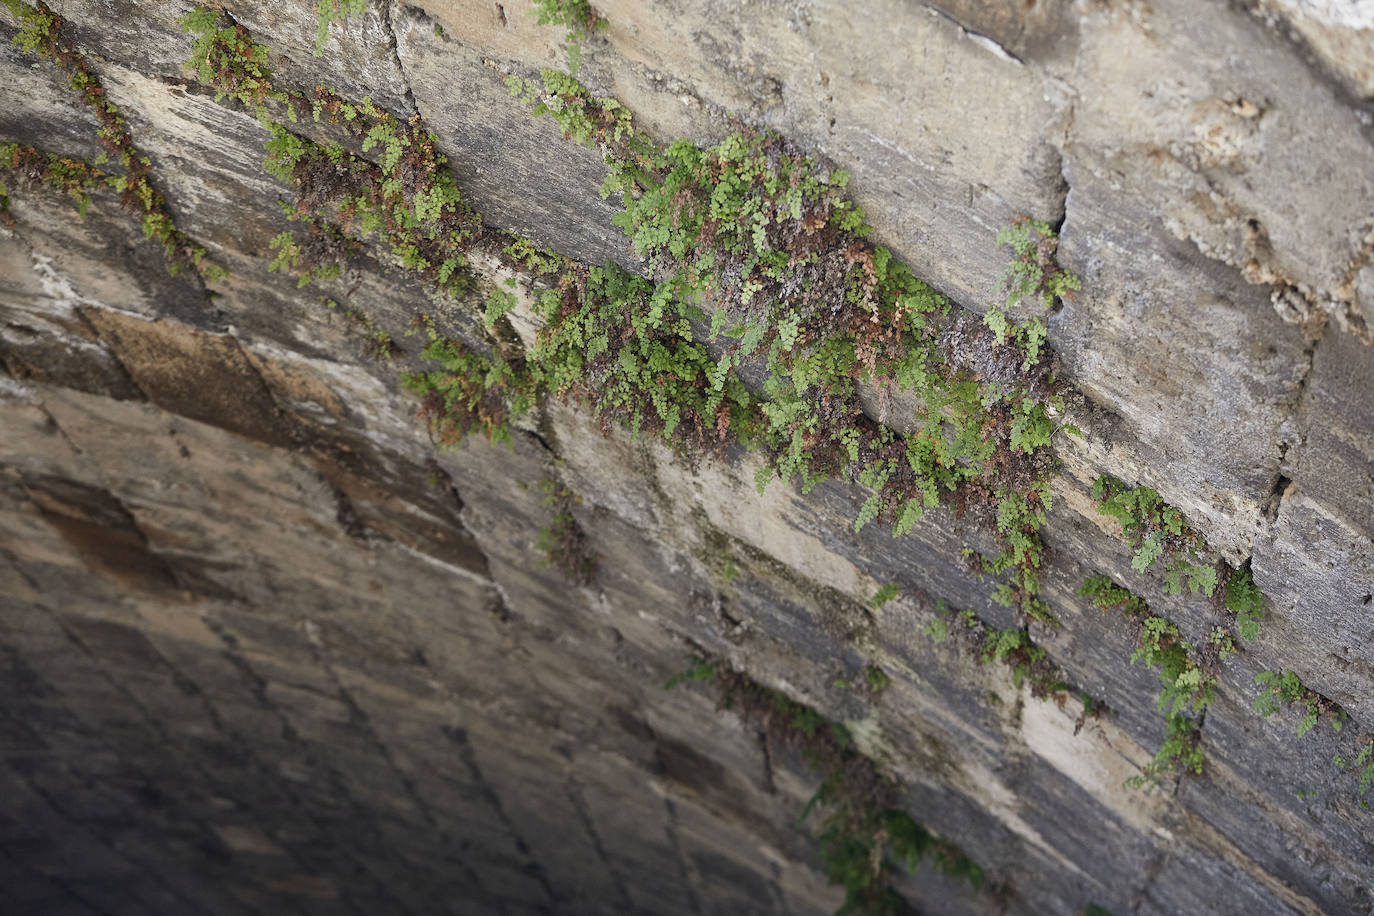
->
[1,1,1372,914]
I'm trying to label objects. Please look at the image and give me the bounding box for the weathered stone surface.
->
[3,0,1374,913]
[396,13,640,270]
[1062,0,1374,321]
[1251,491,1374,725]
[1249,0,1374,100]
[0,239,144,399]
[1288,329,1374,539]
[1053,146,1310,562]
[409,0,1067,309]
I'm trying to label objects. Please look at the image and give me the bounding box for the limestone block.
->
[1251,491,1374,726]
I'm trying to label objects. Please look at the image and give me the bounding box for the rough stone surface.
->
[2,1,1373,914]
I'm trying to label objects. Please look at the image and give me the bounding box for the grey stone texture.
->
[1,0,1373,914]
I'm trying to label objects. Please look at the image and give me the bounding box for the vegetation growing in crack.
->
[1091,475,1264,639]
[508,69,1078,626]
[0,143,110,219]
[266,206,363,288]
[923,599,1093,712]
[1132,615,1216,715]
[1254,670,1345,736]
[1091,475,1217,595]
[862,664,891,693]
[1078,574,1217,790]
[184,6,500,378]
[402,316,541,447]
[181,6,1080,630]
[667,655,985,914]
[1252,670,1374,806]
[257,199,404,361]
[987,218,1080,370]
[910,589,1103,733]
[4,0,224,279]
[318,297,402,361]
[1076,574,1148,617]
[1222,564,1264,641]
[314,0,366,55]
[870,584,900,609]
[534,477,597,586]
[183,6,483,300]
[1130,713,1205,792]
[261,110,481,297]
[1081,565,1371,799]
[529,0,605,77]
[177,6,1374,811]
[834,663,893,698]
[1082,479,1372,795]
[182,6,283,114]
[1332,739,1374,807]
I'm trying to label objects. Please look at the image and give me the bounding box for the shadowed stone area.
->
[1,1,1373,914]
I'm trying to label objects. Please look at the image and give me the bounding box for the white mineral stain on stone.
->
[393,541,494,588]
[98,63,284,204]
[0,376,38,402]
[7,253,118,357]
[655,447,868,599]
[1275,0,1374,28]
[30,253,94,318]
[1018,690,1168,833]
[959,759,1087,876]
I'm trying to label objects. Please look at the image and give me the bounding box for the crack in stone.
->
[1174,706,1207,800]
[381,0,420,119]
[0,786,137,916]
[1049,131,1073,236]
[322,672,528,911]
[327,477,370,541]
[200,618,427,916]
[2,227,152,401]
[1236,212,1372,345]
[0,545,44,594]
[46,614,359,913]
[662,797,706,916]
[443,725,563,906]
[125,628,397,916]
[757,726,777,795]
[1262,321,1327,528]
[569,781,637,911]
[1128,847,1169,914]
[0,649,218,916]
[920,3,1025,66]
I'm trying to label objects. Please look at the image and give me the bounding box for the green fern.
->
[314,0,366,55]
[529,0,605,76]
[870,584,899,608]
[1225,565,1264,639]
